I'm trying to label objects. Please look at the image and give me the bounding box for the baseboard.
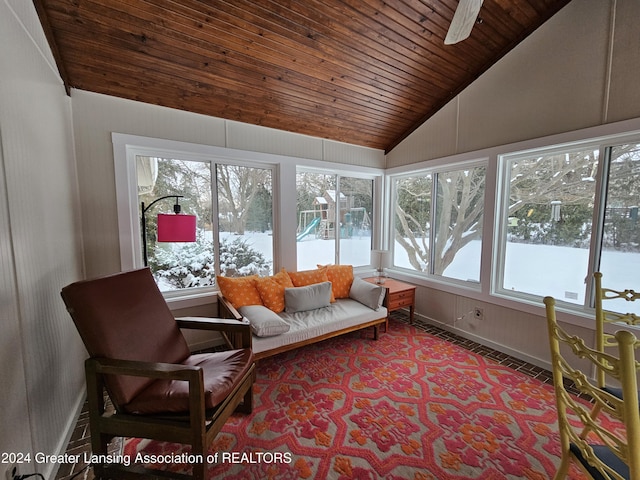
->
[48,388,87,480]
[412,311,553,373]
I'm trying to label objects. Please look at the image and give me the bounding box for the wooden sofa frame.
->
[217,293,387,360]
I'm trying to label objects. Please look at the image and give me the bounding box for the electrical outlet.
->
[5,463,17,480]
[473,307,484,320]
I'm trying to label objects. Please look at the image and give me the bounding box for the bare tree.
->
[216,165,271,234]
[394,167,484,274]
[394,144,640,275]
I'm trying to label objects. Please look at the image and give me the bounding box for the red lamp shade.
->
[157,214,197,242]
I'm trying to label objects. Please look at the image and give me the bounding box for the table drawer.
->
[388,293,414,310]
[391,290,414,301]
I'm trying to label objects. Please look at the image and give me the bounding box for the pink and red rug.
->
[123,319,592,479]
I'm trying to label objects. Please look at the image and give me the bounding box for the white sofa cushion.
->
[239,305,290,337]
[251,298,387,355]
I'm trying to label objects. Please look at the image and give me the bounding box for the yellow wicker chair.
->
[594,272,640,393]
[544,296,640,480]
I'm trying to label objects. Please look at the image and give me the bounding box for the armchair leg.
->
[191,450,206,480]
[553,456,570,480]
[239,368,256,414]
[236,384,253,414]
[90,433,110,479]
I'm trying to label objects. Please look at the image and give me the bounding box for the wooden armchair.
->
[544,296,640,480]
[61,268,255,480]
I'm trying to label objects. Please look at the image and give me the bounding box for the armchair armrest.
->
[175,316,251,349]
[87,356,203,381]
[84,357,206,425]
[175,316,249,331]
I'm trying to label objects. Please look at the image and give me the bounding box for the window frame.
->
[114,121,640,323]
[492,131,640,314]
[113,134,385,307]
[386,119,640,328]
[113,134,279,304]
[295,166,379,268]
[388,158,488,290]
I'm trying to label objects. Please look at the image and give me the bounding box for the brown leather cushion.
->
[61,268,191,407]
[122,349,254,414]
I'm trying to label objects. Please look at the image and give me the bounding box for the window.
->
[124,148,274,295]
[496,138,640,315]
[215,164,274,278]
[393,173,432,272]
[391,162,486,284]
[596,142,640,315]
[138,156,214,291]
[496,146,599,304]
[296,170,374,269]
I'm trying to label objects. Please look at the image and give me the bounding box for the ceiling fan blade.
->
[444,0,484,45]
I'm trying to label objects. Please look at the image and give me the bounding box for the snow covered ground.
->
[231,231,640,314]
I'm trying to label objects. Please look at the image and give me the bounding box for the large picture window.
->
[391,162,486,284]
[496,146,599,304]
[135,155,274,293]
[496,139,640,315]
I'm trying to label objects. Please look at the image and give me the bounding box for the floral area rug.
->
[123,318,592,479]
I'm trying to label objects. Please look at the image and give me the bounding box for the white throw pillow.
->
[239,305,290,337]
[349,277,385,310]
[284,281,332,313]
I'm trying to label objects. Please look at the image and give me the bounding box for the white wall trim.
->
[413,311,552,373]
[48,389,86,480]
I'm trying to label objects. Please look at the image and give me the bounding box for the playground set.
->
[297,189,371,241]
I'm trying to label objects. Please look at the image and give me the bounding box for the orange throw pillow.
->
[273,268,294,288]
[255,269,294,313]
[255,277,286,313]
[288,267,329,287]
[216,275,263,309]
[320,264,354,299]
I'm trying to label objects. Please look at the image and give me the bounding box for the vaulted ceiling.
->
[34,0,572,152]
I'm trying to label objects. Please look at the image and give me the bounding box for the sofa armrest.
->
[217,292,243,320]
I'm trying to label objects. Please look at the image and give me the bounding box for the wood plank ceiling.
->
[33,0,572,152]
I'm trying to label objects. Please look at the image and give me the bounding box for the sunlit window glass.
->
[216,164,273,277]
[434,166,485,282]
[393,174,432,272]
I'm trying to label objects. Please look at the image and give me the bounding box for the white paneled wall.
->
[0,1,85,478]
[0,121,31,476]
[412,284,596,371]
[607,0,640,123]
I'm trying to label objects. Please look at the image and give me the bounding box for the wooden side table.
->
[363,277,416,328]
